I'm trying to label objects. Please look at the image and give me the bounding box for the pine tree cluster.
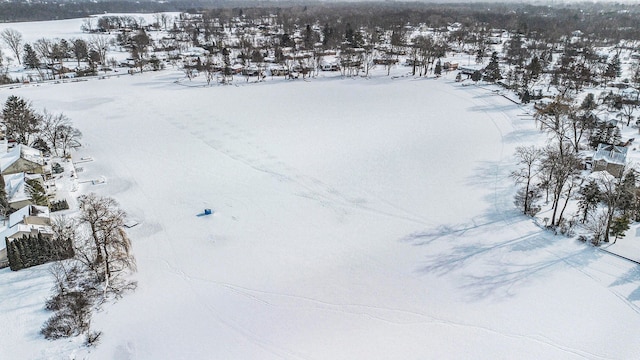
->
[6,234,74,271]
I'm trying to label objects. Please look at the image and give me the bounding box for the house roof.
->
[0,223,53,249]
[593,143,628,166]
[8,204,50,228]
[0,144,44,173]
[4,172,43,205]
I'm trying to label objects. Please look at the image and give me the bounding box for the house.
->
[320,61,339,71]
[0,220,67,272]
[4,172,47,210]
[0,205,53,270]
[1,223,53,243]
[268,64,288,76]
[0,144,45,176]
[373,58,398,65]
[592,143,628,178]
[242,65,261,77]
[8,204,50,228]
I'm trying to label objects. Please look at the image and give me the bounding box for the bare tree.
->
[1,28,23,64]
[58,124,82,157]
[88,35,110,66]
[77,193,136,295]
[41,110,81,156]
[42,216,95,340]
[619,100,636,127]
[511,145,542,215]
[596,172,621,244]
[540,144,581,227]
[202,54,217,86]
[584,209,608,245]
[535,95,573,152]
[596,169,636,243]
[72,38,88,67]
[33,38,56,78]
[80,17,95,33]
[414,34,447,76]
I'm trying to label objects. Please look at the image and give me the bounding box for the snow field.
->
[0,67,638,359]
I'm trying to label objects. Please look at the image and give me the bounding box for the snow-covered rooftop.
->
[3,172,43,205]
[593,143,628,165]
[0,144,44,173]
[8,205,50,228]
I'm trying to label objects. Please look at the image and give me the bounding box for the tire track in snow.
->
[104,123,300,359]
[174,271,609,360]
[165,116,435,227]
[550,247,640,316]
[149,256,312,360]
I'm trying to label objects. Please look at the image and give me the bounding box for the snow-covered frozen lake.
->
[1,69,639,359]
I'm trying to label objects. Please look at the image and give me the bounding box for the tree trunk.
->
[604,208,615,243]
[103,243,110,281]
[523,175,532,214]
[90,222,103,264]
[556,181,575,227]
[550,191,561,226]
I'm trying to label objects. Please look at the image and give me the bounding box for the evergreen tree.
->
[72,39,88,67]
[471,70,482,83]
[221,47,232,84]
[22,43,39,69]
[612,126,622,145]
[525,55,542,80]
[483,51,501,83]
[609,215,630,244]
[603,54,621,83]
[322,23,333,48]
[6,238,19,270]
[475,46,484,64]
[26,178,48,206]
[616,170,637,216]
[505,33,525,66]
[2,95,41,145]
[434,59,442,76]
[303,24,317,50]
[344,23,355,46]
[580,93,597,112]
[0,175,9,219]
[577,179,601,223]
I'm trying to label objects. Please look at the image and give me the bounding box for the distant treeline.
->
[1,1,640,42]
[0,1,180,22]
[0,0,308,22]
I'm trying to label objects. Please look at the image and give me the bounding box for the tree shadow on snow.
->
[610,267,640,302]
[402,158,604,301]
[466,103,516,114]
[500,127,541,144]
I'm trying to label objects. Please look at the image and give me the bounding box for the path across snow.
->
[0,71,639,359]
